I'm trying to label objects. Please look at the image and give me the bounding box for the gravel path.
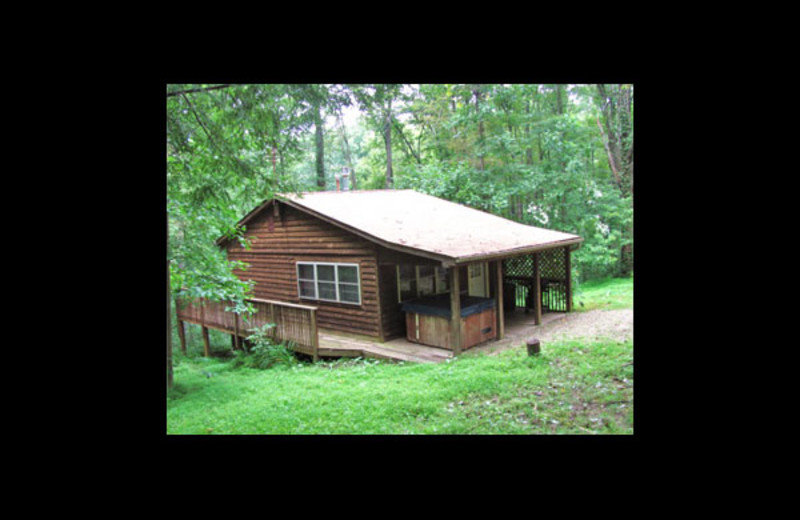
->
[531,309,633,343]
[469,309,633,357]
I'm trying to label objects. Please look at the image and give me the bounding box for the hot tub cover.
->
[401,294,495,319]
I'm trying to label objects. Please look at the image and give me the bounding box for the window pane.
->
[299,280,316,298]
[398,264,415,281]
[436,267,449,293]
[317,265,335,281]
[317,281,337,300]
[337,265,358,284]
[400,279,417,301]
[298,264,315,280]
[418,275,434,296]
[339,283,360,303]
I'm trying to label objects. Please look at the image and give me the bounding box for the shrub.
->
[231,323,298,369]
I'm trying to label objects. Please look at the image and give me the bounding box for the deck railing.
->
[174,296,319,360]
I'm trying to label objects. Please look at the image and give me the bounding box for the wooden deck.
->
[175,294,568,364]
[317,329,454,363]
[316,310,568,363]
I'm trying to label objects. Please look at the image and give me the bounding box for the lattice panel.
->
[504,255,534,278]
[503,247,569,313]
[539,248,567,312]
[503,255,535,310]
[538,248,566,282]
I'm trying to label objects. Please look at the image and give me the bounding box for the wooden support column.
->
[449,265,462,355]
[495,260,504,340]
[565,246,573,312]
[176,319,187,353]
[267,302,275,340]
[533,253,542,326]
[201,327,211,357]
[233,312,241,350]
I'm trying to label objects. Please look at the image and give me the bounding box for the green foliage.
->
[231,323,298,370]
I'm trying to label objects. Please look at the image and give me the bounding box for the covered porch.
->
[378,243,577,356]
[316,308,569,363]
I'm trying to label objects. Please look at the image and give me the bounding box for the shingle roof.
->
[222,190,583,265]
[224,189,583,265]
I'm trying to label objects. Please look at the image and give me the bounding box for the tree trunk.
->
[525,99,533,166]
[314,104,325,188]
[167,219,174,390]
[337,110,356,189]
[474,87,486,171]
[393,119,422,164]
[384,98,393,188]
[596,84,633,198]
[596,84,634,275]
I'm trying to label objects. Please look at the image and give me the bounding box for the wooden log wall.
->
[225,202,383,338]
[378,264,403,339]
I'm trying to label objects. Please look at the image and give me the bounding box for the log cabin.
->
[216,189,582,355]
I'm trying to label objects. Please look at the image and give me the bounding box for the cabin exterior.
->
[215,190,582,355]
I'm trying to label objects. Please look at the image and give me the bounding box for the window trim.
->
[296,261,361,305]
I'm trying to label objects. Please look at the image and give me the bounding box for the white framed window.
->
[297,262,361,305]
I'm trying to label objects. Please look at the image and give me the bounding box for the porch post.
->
[533,253,542,326]
[449,265,462,355]
[495,260,504,340]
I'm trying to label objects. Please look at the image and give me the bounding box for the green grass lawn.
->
[168,339,632,435]
[574,275,633,311]
[167,276,633,435]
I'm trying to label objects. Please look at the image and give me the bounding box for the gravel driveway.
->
[531,309,633,343]
[469,309,633,357]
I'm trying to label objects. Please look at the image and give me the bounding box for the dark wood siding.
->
[226,202,381,338]
[378,264,404,339]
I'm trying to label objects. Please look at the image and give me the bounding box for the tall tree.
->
[351,84,400,188]
[295,84,330,189]
[472,84,487,171]
[167,216,173,390]
[594,84,634,275]
[335,108,357,189]
[383,93,393,188]
[595,84,634,197]
[314,102,325,188]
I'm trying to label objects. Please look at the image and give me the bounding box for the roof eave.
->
[447,237,584,266]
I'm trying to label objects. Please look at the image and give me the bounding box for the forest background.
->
[166,83,633,309]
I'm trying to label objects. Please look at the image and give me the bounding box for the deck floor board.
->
[316,310,567,363]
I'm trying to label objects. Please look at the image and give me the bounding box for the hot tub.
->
[401,294,496,351]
